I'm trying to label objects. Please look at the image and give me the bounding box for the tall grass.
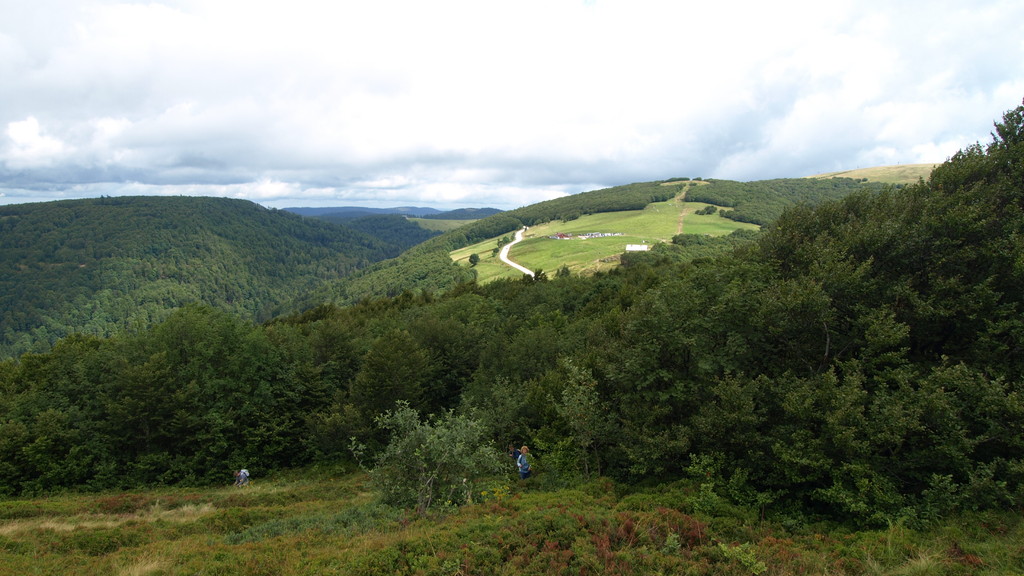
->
[1,471,1020,575]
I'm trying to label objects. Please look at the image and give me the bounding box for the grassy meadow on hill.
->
[450,184,759,281]
[297,177,870,306]
[809,163,937,185]
[3,469,1021,575]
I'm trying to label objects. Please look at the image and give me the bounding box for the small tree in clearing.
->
[364,402,503,514]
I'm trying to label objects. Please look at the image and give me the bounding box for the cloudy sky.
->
[2,0,1022,210]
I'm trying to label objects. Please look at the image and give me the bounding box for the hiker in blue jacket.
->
[516,446,531,479]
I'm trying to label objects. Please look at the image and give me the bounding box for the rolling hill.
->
[305,176,883,306]
[284,206,444,218]
[0,174,893,358]
[0,196,393,358]
[450,186,761,281]
[3,97,1024,525]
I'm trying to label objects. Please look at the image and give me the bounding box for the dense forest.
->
[2,104,1022,527]
[686,177,885,225]
[0,197,393,358]
[323,213,441,253]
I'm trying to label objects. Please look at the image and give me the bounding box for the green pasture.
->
[450,237,524,283]
[809,163,937,185]
[450,196,758,280]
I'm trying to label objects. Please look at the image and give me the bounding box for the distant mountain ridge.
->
[419,207,504,220]
[284,206,503,220]
[285,206,444,218]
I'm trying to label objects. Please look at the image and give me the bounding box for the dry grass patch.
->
[0,502,215,536]
[809,163,937,185]
[116,553,172,576]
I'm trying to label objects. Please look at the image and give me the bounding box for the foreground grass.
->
[1,470,1021,575]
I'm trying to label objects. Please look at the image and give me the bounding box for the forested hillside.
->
[326,213,442,253]
[420,207,503,220]
[0,196,392,358]
[3,104,1022,528]
[687,177,884,225]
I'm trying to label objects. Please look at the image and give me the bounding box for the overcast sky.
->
[2,0,1022,210]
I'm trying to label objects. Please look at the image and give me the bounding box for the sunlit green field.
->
[3,470,1021,575]
[450,195,758,281]
[450,237,523,283]
[809,163,937,185]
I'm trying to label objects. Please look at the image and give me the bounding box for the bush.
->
[359,402,504,514]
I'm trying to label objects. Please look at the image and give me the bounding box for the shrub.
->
[359,402,504,514]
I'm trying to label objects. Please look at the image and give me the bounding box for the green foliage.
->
[717,542,768,575]
[550,359,617,478]
[510,180,682,226]
[419,207,504,220]
[363,402,504,514]
[687,177,880,225]
[299,246,476,308]
[350,329,432,418]
[320,213,441,255]
[0,305,337,492]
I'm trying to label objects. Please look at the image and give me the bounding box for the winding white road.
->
[499,227,534,277]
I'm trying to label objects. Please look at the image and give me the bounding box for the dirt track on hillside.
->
[499,227,534,277]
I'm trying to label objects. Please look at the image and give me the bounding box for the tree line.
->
[686,177,883,225]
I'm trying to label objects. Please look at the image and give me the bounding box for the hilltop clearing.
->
[809,163,937,184]
[278,176,878,307]
[451,186,759,281]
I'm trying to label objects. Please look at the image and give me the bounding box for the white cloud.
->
[1,0,1023,209]
[5,117,69,169]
